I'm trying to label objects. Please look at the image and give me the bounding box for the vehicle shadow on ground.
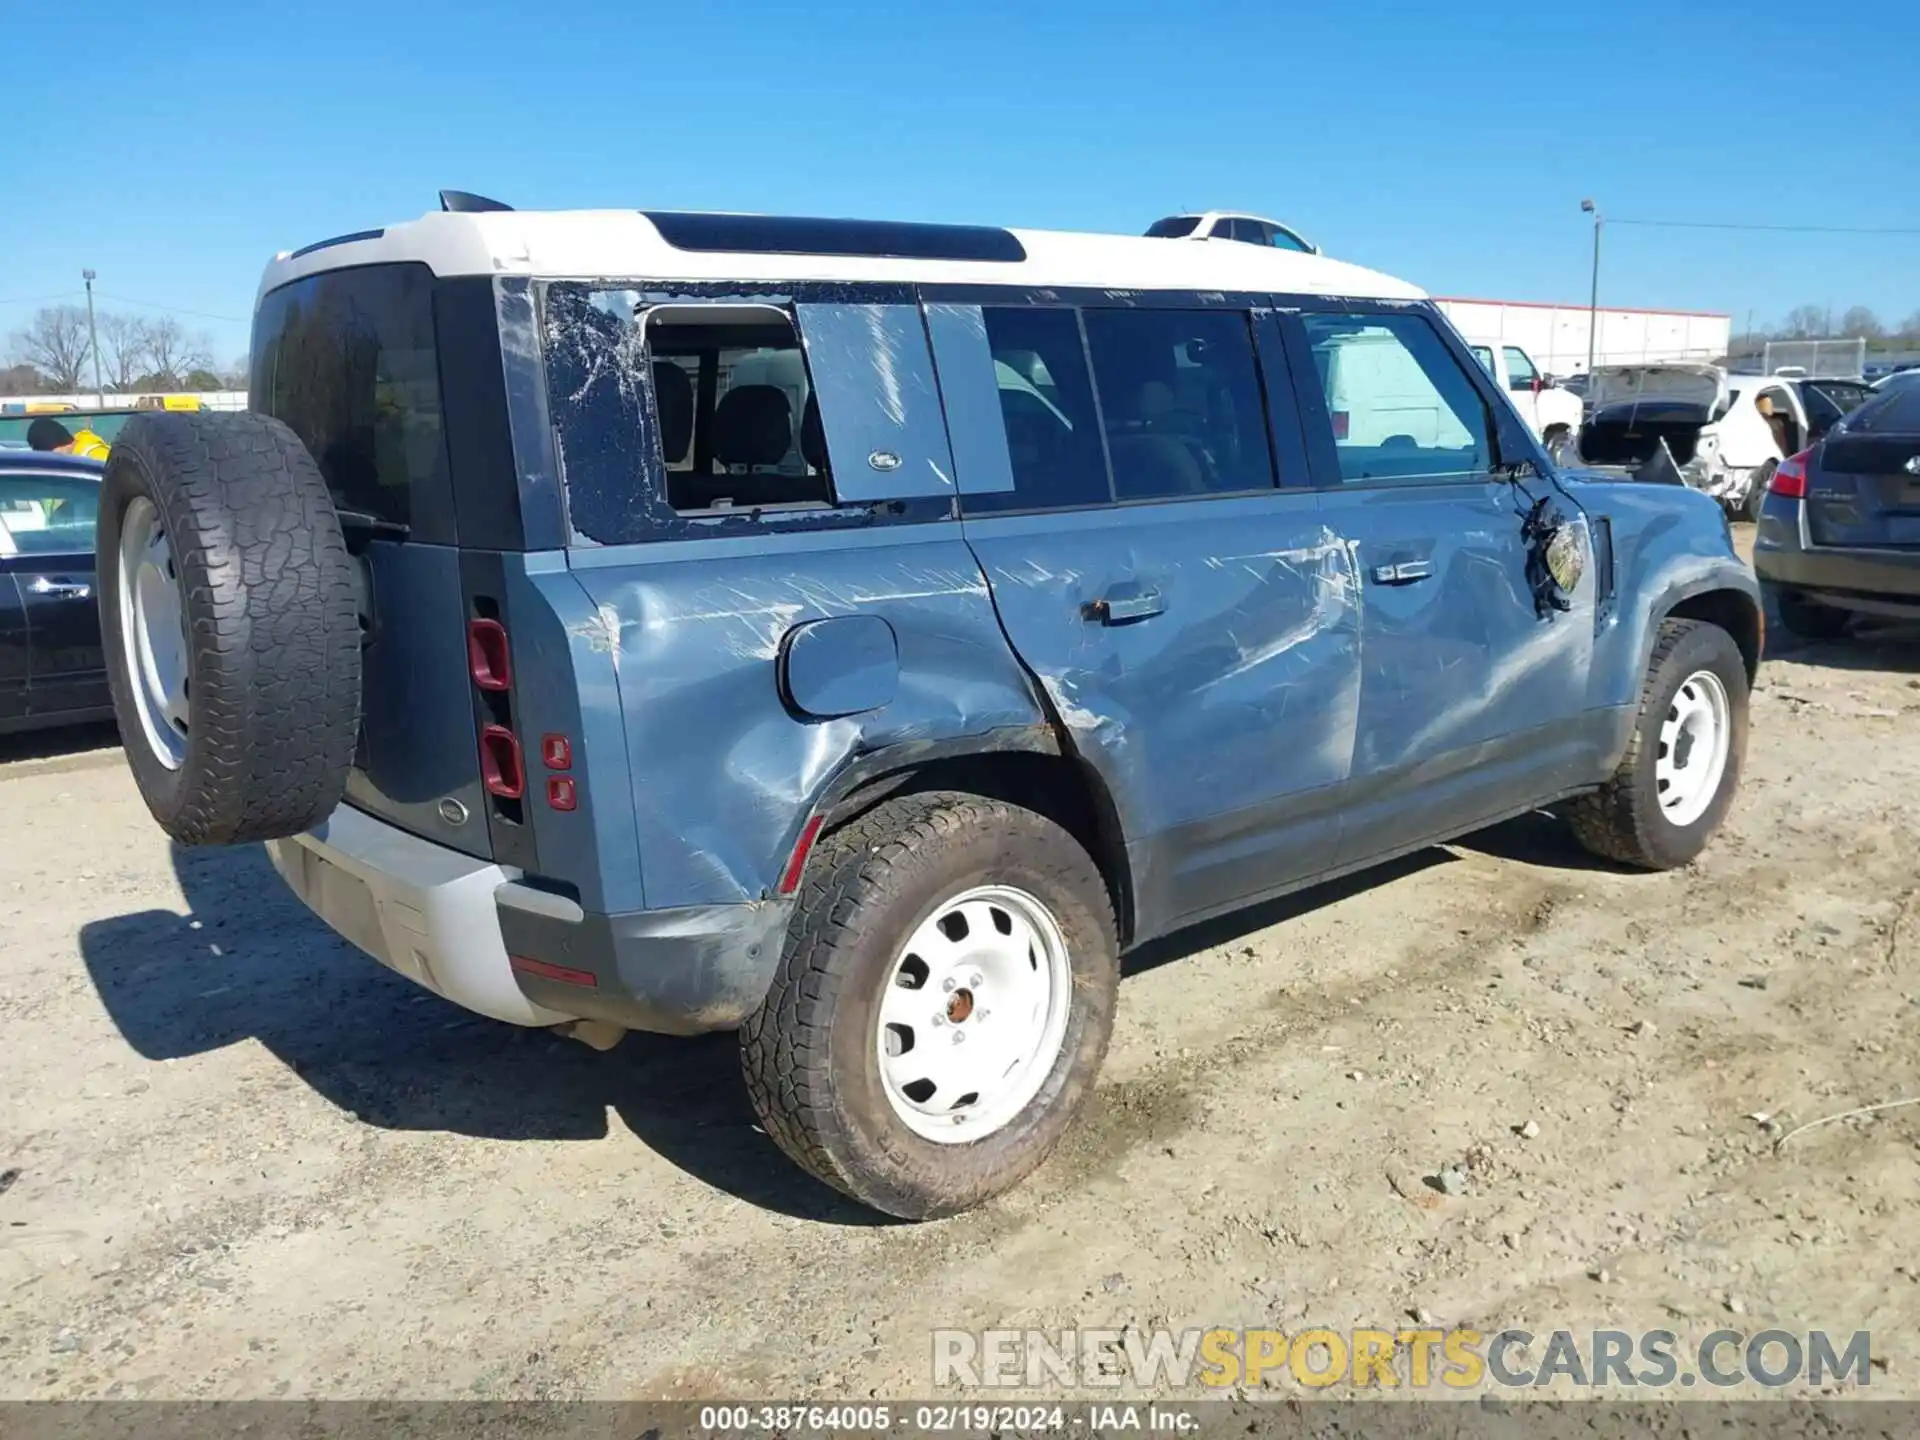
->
[1762,617,1920,674]
[0,719,121,768]
[76,842,892,1225]
[77,835,1500,1223]
[1123,849,1454,979]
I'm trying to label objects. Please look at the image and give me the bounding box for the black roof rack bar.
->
[440,190,514,214]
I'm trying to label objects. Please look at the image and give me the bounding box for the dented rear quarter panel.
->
[564,524,1048,910]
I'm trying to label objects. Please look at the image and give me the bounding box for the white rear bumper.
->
[266,804,570,1027]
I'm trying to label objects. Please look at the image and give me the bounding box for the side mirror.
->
[1531,376,1546,395]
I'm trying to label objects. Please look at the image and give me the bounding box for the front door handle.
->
[1084,591,1165,624]
[1370,560,1433,586]
[28,576,93,600]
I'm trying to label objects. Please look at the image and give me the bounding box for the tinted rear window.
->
[1843,386,1920,434]
[251,263,448,530]
[1145,216,1201,238]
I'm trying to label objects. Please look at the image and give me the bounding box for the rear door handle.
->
[1370,560,1433,586]
[1084,591,1165,624]
[28,577,92,600]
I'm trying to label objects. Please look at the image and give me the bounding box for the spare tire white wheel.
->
[97,411,363,845]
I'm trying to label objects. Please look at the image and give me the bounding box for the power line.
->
[1610,217,1920,236]
[95,291,248,324]
[0,291,86,308]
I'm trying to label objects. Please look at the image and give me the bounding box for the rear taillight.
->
[469,604,524,824]
[468,618,512,691]
[1770,448,1812,499]
[480,724,525,799]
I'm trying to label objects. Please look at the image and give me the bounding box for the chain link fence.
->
[1759,339,1867,379]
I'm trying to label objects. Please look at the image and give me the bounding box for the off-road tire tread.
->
[1568,618,1741,868]
[99,411,361,845]
[739,791,1115,1217]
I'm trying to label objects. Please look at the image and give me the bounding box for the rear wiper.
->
[334,508,411,539]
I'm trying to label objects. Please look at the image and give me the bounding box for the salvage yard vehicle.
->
[1146,210,1320,253]
[1465,342,1584,464]
[1576,362,1852,520]
[1753,384,1920,636]
[0,451,108,734]
[94,196,1760,1219]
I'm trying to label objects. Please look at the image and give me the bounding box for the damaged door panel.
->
[1289,307,1600,866]
[967,501,1362,937]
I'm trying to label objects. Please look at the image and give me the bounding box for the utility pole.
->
[82,269,104,406]
[1580,200,1602,374]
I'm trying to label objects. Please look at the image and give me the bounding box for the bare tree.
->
[1901,310,1920,340]
[1779,304,1828,340]
[98,312,153,391]
[9,306,93,392]
[140,317,215,387]
[1839,306,1884,340]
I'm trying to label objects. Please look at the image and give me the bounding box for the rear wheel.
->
[740,791,1118,1219]
[1569,618,1747,869]
[98,411,362,845]
[1769,584,1852,640]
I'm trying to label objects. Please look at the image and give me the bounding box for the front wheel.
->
[740,791,1119,1219]
[1568,618,1748,869]
[1544,426,1575,467]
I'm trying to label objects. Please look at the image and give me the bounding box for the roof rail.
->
[439,190,513,214]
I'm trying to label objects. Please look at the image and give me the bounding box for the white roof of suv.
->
[259,207,1421,304]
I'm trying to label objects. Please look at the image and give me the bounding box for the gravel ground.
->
[3,535,1917,1402]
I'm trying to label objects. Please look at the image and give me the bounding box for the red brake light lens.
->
[468,619,512,691]
[546,776,577,811]
[479,724,525,799]
[1331,409,1350,440]
[1770,449,1811,499]
[541,734,572,770]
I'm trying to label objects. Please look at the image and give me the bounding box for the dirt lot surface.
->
[3,538,1918,1403]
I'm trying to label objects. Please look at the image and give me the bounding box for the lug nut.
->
[942,977,957,993]
[977,1010,990,1022]
[969,973,983,988]
[953,1031,966,1044]
[931,1014,946,1027]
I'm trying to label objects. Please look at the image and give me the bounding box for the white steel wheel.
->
[1655,668,1731,828]
[117,494,190,770]
[876,884,1074,1144]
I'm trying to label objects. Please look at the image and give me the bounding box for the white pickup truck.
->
[1465,343,1584,464]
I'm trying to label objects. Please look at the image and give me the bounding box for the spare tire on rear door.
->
[97,410,362,846]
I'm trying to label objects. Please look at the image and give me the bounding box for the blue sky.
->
[8,1,1917,366]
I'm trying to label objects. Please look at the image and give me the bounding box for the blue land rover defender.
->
[95,195,1760,1218]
